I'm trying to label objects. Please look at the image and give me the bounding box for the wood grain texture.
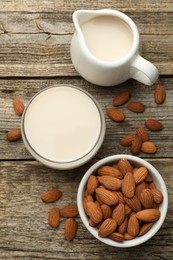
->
[0,78,172,160]
[0,159,172,259]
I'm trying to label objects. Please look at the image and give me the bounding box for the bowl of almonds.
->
[77,155,168,247]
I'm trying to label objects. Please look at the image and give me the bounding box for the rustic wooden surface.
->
[0,1,172,259]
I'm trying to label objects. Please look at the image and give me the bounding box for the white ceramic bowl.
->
[77,154,168,247]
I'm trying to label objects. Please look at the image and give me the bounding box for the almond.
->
[154,84,166,104]
[98,218,117,237]
[7,129,22,141]
[140,188,154,208]
[106,108,125,122]
[135,182,148,199]
[118,217,128,235]
[133,167,148,185]
[127,101,145,113]
[112,203,125,225]
[13,97,25,116]
[123,232,134,240]
[98,166,123,179]
[98,176,122,191]
[145,119,163,131]
[85,201,103,223]
[60,204,79,218]
[88,219,98,227]
[141,141,157,154]
[148,182,156,189]
[83,195,94,213]
[96,187,119,206]
[48,208,60,228]
[127,214,139,237]
[136,209,160,222]
[151,188,163,204]
[139,222,154,236]
[100,204,112,219]
[120,134,136,147]
[131,136,142,155]
[124,204,132,216]
[112,91,131,106]
[136,127,149,142]
[65,218,77,241]
[109,232,124,242]
[117,158,133,176]
[86,175,99,195]
[122,172,135,198]
[124,195,141,212]
[41,189,62,203]
[145,174,153,182]
[114,191,125,204]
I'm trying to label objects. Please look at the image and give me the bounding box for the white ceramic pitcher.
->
[70,9,159,86]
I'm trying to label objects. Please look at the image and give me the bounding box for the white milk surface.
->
[24,87,101,162]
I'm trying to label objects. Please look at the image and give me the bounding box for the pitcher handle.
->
[130,55,159,86]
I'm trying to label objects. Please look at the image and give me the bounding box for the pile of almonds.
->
[41,189,78,241]
[84,158,163,242]
[106,84,166,155]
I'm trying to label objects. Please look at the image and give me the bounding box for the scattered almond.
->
[131,136,142,155]
[60,204,79,218]
[154,84,166,104]
[48,208,60,228]
[7,129,22,141]
[141,141,157,154]
[145,119,163,131]
[106,108,125,122]
[112,91,131,106]
[41,189,62,203]
[120,134,136,147]
[136,127,149,142]
[13,97,25,116]
[127,101,145,113]
[65,218,77,241]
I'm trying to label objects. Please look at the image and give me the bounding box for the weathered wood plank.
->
[0,0,173,13]
[0,78,172,160]
[0,12,172,77]
[0,159,172,259]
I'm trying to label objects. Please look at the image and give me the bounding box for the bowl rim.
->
[77,154,168,247]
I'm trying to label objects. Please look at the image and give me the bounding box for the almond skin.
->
[141,141,157,154]
[154,84,166,104]
[98,218,117,237]
[127,101,145,113]
[96,187,119,206]
[85,201,103,223]
[140,188,154,209]
[139,222,154,236]
[145,119,163,131]
[7,129,22,141]
[86,175,99,195]
[48,208,60,228]
[98,176,122,191]
[136,209,160,222]
[117,158,133,176]
[135,182,148,199]
[136,127,149,142]
[123,232,134,240]
[133,167,148,185]
[41,189,62,203]
[109,232,124,242]
[118,217,128,235]
[120,134,136,147]
[124,195,142,213]
[65,218,77,241]
[131,136,142,155]
[13,97,25,116]
[112,91,131,106]
[98,166,123,179]
[112,203,125,225]
[122,172,135,198]
[127,214,139,237]
[151,188,163,204]
[106,108,125,122]
[114,191,125,204]
[60,204,79,218]
[100,204,112,219]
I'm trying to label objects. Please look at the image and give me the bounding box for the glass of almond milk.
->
[21,85,105,169]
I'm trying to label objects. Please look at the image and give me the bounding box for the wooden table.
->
[0,1,173,259]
